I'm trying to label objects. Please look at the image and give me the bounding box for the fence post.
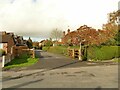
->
[78,49,82,60]
[72,49,75,58]
[2,56,5,67]
[79,42,82,60]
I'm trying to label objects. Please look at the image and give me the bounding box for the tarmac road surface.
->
[2,50,119,88]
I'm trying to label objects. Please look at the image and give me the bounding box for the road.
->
[2,50,119,89]
[27,50,118,70]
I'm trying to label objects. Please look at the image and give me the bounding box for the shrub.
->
[44,40,53,47]
[87,46,120,61]
[42,46,50,51]
[0,49,6,56]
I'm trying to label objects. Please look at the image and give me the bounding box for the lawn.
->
[48,46,68,56]
[4,54,39,69]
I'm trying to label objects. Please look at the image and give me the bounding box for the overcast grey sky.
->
[0,0,119,41]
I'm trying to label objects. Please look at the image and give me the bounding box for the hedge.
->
[0,49,6,56]
[87,46,120,61]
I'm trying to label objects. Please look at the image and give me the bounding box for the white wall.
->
[0,43,3,49]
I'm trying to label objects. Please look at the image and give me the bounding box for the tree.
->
[102,10,119,46]
[44,39,53,47]
[76,25,117,60]
[26,37,33,49]
[50,28,63,41]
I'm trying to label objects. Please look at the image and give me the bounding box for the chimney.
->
[67,29,70,34]
[63,31,65,37]
[2,31,6,35]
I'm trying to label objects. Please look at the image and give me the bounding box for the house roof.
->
[0,35,13,43]
[0,32,15,44]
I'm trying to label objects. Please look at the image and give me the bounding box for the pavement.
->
[1,50,119,88]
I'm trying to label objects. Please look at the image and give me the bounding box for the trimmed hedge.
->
[0,49,6,56]
[87,46,120,61]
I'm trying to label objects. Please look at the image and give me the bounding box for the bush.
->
[87,46,120,61]
[0,49,6,56]
[44,40,53,47]
[42,46,50,51]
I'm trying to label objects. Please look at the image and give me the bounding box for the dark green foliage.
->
[26,37,33,49]
[82,46,88,61]
[114,30,120,46]
[26,41,33,49]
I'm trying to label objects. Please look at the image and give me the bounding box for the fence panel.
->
[68,49,82,60]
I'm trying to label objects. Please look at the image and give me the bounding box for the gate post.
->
[2,56,5,67]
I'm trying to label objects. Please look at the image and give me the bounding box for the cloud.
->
[0,0,118,39]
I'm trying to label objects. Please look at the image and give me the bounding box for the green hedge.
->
[0,49,6,56]
[87,46,120,61]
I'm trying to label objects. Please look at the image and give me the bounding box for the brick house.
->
[0,31,15,54]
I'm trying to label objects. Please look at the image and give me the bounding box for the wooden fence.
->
[68,49,82,60]
[22,49,35,58]
[12,46,28,57]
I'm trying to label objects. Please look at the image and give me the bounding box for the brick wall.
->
[12,46,28,57]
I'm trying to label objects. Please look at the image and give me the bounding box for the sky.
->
[0,0,119,41]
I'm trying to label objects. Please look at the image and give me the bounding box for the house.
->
[0,31,28,55]
[0,31,15,54]
[33,42,39,49]
[14,35,27,46]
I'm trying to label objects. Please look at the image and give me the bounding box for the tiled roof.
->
[0,31,14,43]
[0,34,13,43]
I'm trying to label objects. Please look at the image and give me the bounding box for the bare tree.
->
[50,28,63,41]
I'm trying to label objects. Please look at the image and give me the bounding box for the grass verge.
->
[47,46,68,56]
[4,54,39,69]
